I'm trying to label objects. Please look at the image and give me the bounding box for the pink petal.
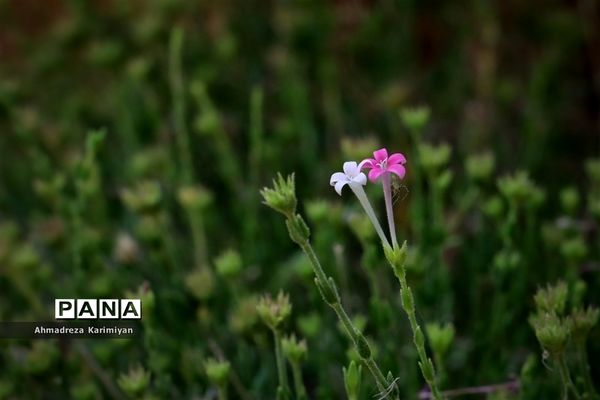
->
[359,159,375,170]
[368,168,386,182]
[334,180,347,195]
[373,148,388,162]
[387,164,406,179]
[388,153,407,165]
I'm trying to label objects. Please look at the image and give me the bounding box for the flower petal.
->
[373,148,388,162]
[334,180,347,195]
[387,164,406,179]
[343,161,359,177]
[330,172,347,185]
[368,168,386,182]
[359,159,375,170]
[353,172,367,186]
[388,153,407,165]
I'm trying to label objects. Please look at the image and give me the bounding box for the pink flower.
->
[361,148,406,183]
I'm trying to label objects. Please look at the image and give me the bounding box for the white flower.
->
[329,161,389,247]
[330,161,367,196]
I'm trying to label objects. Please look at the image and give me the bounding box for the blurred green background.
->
[0,0,599,399]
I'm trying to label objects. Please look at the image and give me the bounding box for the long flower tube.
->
[361,148,407,249]
[330,161,390,247]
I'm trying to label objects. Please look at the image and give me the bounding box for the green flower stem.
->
[189,210,208,267]
[168,26,194,184]
[217,384,228,400]
[387,246,442,400]
[556,354,581,400]
[295,237,390,396]
[575,342,598,399]
[273,329,290,397]
[290,361,308,400]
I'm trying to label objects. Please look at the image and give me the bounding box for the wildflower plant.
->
[263,147,444,399]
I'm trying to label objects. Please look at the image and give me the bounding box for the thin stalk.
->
[290,362,308,400]
[382,174,398,248]
[297,239,391,396]
[189,211,208,267]
[350,184,390,247]
[575,342,598,399]
[392,259,442,400]
[217,385,228,400]
[556,354,582,400]
[168,26,194,184]
[273,330,289,394]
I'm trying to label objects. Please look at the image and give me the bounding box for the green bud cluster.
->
[177,185,213,211]
[261,173,297,218]
[281,335,308,363]
[465,152,495,182]
[203,358,231,387]
[256,292,292,331]
[214,249,242,279]
[426,322,455,358]
[121,181,162,214]
[529,312,570,356]
[534,281,568,314]
[497,171,545,208]
[117,364,151,397]
[418,143,451,174]
[570,306,599,343]
[184,268,215,300]
[400,106,430,133]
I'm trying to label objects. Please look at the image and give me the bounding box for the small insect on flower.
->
[392,176,410,206]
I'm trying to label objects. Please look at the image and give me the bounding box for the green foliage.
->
[0,1,598,399]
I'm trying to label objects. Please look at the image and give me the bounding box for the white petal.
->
[330,172,346,185]
[343,161,359,177]
[352,172,367,186]
[334,180,347,195]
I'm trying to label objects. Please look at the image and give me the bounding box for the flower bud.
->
[281,334,308,363]
[419,143,451,173]
[560,187,579,215]
[214,249,242,279]
[343,361,362,400]
[177,185,213,211]
[465,152,495,182]
[529,312,570,355]
[203,358,231,387]
[534,281,568,315]
[261,173,297,218]
[117,365,150,397]
[425,322,455,358]
[570,306,599,342]
[184,268,215,300]
[120,181,162,214]
[400,106,430,133]
[256,291,292,331]
[560,236,587,263]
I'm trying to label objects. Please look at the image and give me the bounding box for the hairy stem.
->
[273,329,289,395]
[390,254,442,400]
[290,361,308,400]
[297,238,391,396]
[576,342,598,399]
